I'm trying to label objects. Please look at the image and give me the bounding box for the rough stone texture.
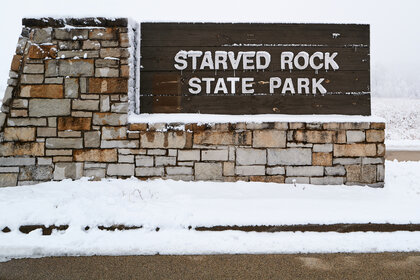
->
[0,18,385,187]
[195,163,223,180]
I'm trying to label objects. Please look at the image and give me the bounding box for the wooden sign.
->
[140,23,370,115]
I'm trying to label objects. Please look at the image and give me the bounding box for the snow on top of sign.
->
[128,113,385,124]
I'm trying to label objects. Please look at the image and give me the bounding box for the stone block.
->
[334,144,376,157]
[85,169,106,179]
[21,74,44,84]
[235,165,265,176]
[362,157,384,165]
[10,110,28,117]
[166,167,193,175]
[147,149,167,155]
[289,122,305,129]
[286,166,324,177]
[371,122,386,130]
[88,78,128,93]
[266,166,285,175]
[312,152,332,166]
[346,165,377,184]
[285,177,310,184]
[366,130,385,143]
[377,144,385,157]
[53,162,84,180]
[135,155,154,167]
[45,77,64,84]
[20,85,63,99]
[168,149,177,157]
[377,165,385,182]
[228,146,235,161]
[12,99,28,109]
[89,28,117,40]
[178,150,200,161]
[140,131,189,149]
[0,142,44,156]
[287,143,312,148]
[102,126,127,140]
[23,64,44,74]
[58,131,81,138]
[95,68,119,77]
[58,117,91,131]
[46,149,73,156]
[101,140,139,148]
[0,167,19,173]
[101,40,119,47]
[58,59,94,77]
[4,127,36,142]
[19,166,53,181]
[193,131,251,146]
[310,177,344,185]
[27,45,56,59]
[294,130,336,143]
[7,117,47,127]
[93,113,127,126]
[267,148,312,166]
[274,123,288,130]
[46,138,83,149]
[325,166,346,176]
[253,130,286,148]
[96,59,119,68]
[0,157,35,166]
[38,158,53,165]
[111,102,129,113]
[57,50,99,59]
[84,131,101,148]
[74,149,117,162]
[32,27,52,43]
[29,99,71,117]
[58,41,81,50]
[223,162,235,176]
[246,123,271,130]
[45,60,58,77]
[201,150,228,161]
[100,48,129,58]
[64,78,79,98]
[346,131,365,143]
[155,156,176,166]
[100,96,110,112]
[339,122,370,130]
[11,55,22,72]
[120,33,130,47]
[250,176,285,183]
[332,157,361,165]
[0,173,18,187]
[83,40,101,50]
[313,144,333,153]
[195,162,223,180]
[107,164,134,176]
[236,148,266,165]
[135,167,164,177]
[118,155,134,163]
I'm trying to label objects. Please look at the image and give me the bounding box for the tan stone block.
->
[339,123,370,130]
[322,122,340,130]
[10,110,28,117]
[336,130,347,143]
[120,65,129,78]
[89,28,117,40]
[119,33,130,47]
[193,131,251,146]
[46,149,72,156]
[88,78,128,93]
[53,156,73,162]
[250,176,285,183]
[140,131,189,149]
[366,130,385,143]
[377,144,385,157]
[334,144,376,157]
[74,149,117,162]
[27,44,57,59]
[102,126,127,140]
[289,122,305,129]
[4,127,36,142]
[346,165,361,182]
[37,127,57,137]
[253,130,286,148]
[128,123,147,131]
[20,85,63,98]
[11,55,22,72]
[58,117,91,131]
[312,152,332,166]
[223,162,235,176]
[346,164,377,184]
[294,130,336,143]
[0,142,44,156]
[58,131,82,137]
[370,122,385,129]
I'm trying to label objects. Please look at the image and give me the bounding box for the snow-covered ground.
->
[1,160,419,261]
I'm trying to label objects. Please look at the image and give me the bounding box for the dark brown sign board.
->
[140,23,370,115]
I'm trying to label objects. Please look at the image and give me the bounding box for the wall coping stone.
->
[22,17,128,28]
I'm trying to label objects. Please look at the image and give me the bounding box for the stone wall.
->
[0,18,385,187]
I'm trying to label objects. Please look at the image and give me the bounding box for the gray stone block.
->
[84,131,101,148]
[147,149,167,155]
[53,162,83,180]
[266,166,285,175]
[286,166,324,177]
[135,167,164,177]
[85,169,106,178]
[107,164,134,176]
[72,100,99,111]
[201,150,228,161]
[285,177,309,184]
[362,157,384,165]
[0,167,19,173]
[313,144,333,153]
[29,99,71,117]
[178,150,200,161]
[235,165,265,176]
[166,167,193,175]
[58,60,94,76]
[46,138,83,149]
[64,78,79,98]
[21,74,44,84]
[101,140,138,149]
[33,28,52,43]
[0,157,35,166]
[23,64,44,74]
[19,166,53,181]
[267,148,312,166]
[93,113,127,126]
[346,131,365,143]
[155,156,176,166]
[195,162,223,180]
[377,165,385,182]
[135,155,154,167]
[325,166,346,176]
[333,157,362,165]
[236,148,266,165]
[310,177,344,185]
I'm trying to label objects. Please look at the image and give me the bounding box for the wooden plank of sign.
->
[140,70,370,95]
[140,46,369,72]
[139,94,371,115]
[141,23,369,47]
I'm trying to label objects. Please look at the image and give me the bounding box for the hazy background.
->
[1,0,419,98]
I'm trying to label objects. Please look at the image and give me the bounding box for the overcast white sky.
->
[0,0,419,97]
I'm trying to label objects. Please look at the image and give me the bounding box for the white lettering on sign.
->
[173,50,339,95]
